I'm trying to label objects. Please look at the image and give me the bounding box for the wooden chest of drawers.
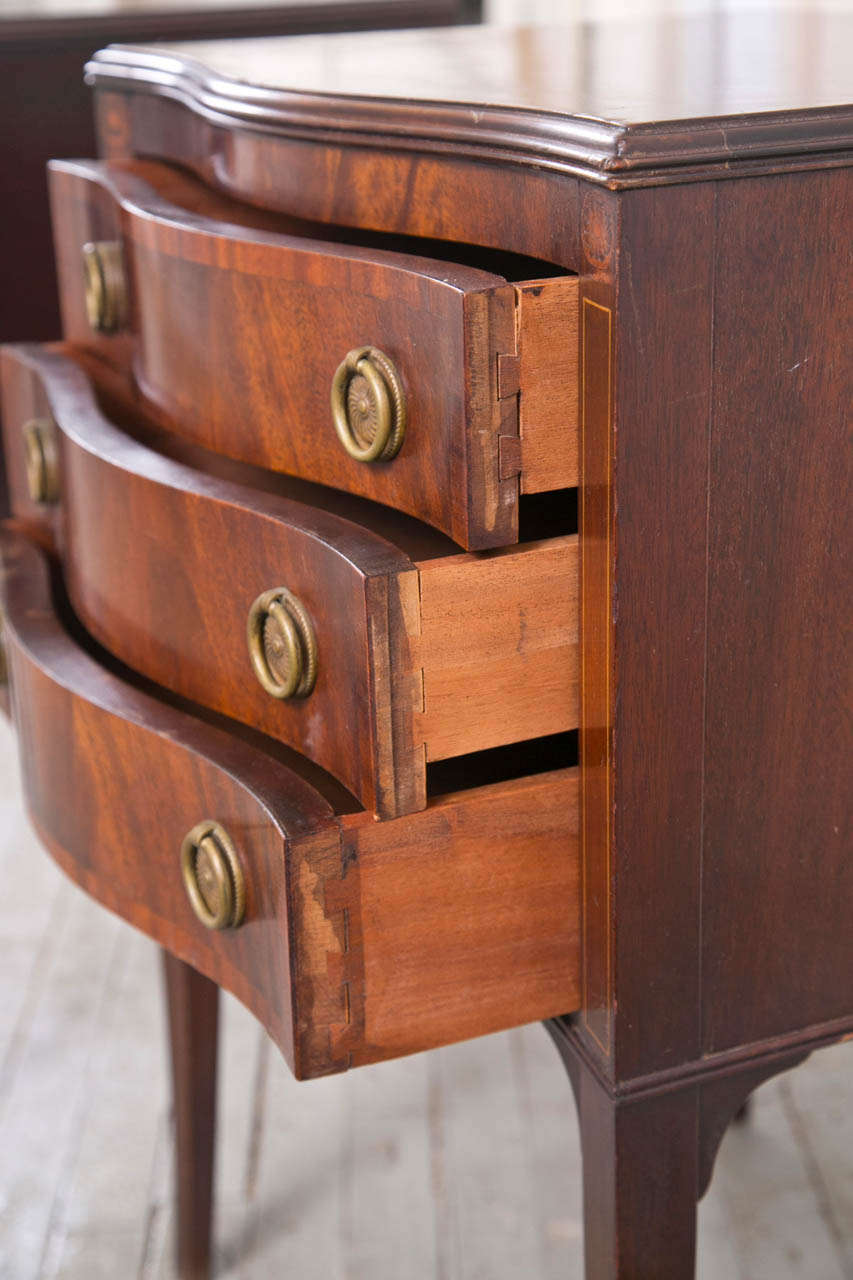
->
[0,8,850,1279]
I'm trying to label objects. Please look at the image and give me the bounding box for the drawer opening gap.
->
[111,159,574,284]
[426,730,578,799]
[517,488,578,542]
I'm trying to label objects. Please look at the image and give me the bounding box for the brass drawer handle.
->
[82,241,127,334]
[22,418,60,504]
[331,346,406,462]
[247,587,317,700]
[180,820,245,931]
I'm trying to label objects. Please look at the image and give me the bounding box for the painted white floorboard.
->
[343,1051,437,1280]
[1,718,851,1280]
[508,1023,584,1280]
[708,1069,850,1280]
[38,928,169,1280]
[232,1035,348,1279]
[436,1031,548,1280]
[785,1044,853,1276]
[0,887,123,1280]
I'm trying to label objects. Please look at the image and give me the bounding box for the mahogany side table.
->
[0,8,850,1278]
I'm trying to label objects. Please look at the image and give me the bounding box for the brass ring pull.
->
[22,418,60,505]
[180,820,245,931]
[247,587,317,700]
[330,346,406,462]
[82,241,127,334]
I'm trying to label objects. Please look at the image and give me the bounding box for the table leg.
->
[162,951,219,1280]
[569,1061,699,1279]
[547,1021,811,1279]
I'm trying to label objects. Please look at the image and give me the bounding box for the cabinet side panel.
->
[701,167,853,1051]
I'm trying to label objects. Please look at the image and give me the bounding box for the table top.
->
[86,3,853,183]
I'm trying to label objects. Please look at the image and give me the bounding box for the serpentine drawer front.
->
[0,527,581,1079]
[0,344,578,818]
[48,158,578,550]
[7,16,847,1280]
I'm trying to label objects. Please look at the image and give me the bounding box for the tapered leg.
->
[569,1059,700,1279]
[547,1019,812,1280]
[162,951,220,1280]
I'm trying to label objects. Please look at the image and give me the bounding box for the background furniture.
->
[0,7,850,1278]
[0,0,480,346]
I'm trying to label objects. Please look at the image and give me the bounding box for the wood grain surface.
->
[96,86,585,270]
[342,768,580,1064]
[49,160,578,549]
[514,278,579,493]
[162,952,219,1280]
[699,167,853,1053]
[0,343,418,817]
[1,344,579,817]
[1,525,581,1079]
[0,522,337,1075]
[86,12,853,186]
[416,536,578,761]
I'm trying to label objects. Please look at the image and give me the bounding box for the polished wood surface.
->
[0,0,477,347]
[89,9,853,186]
[50,159,578,548]
[550,1021,817,1280]
[1,344,417,815]
[1,345,578,815]
[699,168,852,1051]
[595,165,853,1084]
[14,9,852,1275]
[0,525,580,1080]
[0,523,337,1073]
[162,953,219,1280]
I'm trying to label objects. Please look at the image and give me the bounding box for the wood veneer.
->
[1,345,578,817]
[0,524,580,1078]
[49,159,578,548]
[20,10,853,1275]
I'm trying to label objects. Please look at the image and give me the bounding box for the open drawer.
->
[0,526,580,1079]
[1,344,578,818]
[49,158,578,550]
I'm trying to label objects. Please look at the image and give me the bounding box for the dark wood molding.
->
[547,1015,852,1106]
[86,37,853,189]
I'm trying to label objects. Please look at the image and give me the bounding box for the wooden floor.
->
[1,717,851,1280]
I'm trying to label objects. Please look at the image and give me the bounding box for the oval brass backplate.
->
[331,346,406,463]
[247,587,317,700]
[22,418,60,505]
[82,240,127,334]
[180,820,245,931]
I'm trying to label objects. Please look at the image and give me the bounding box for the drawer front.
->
[0,527,581,1078]
[1,345,579,818]
[0,524,337,1075]
[49,159,578,550]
